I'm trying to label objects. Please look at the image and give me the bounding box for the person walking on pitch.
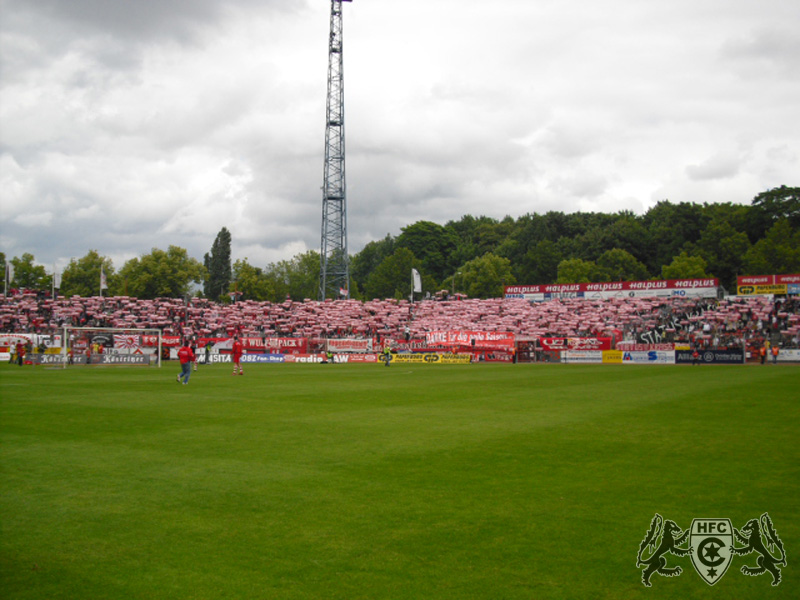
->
[232,335,244,375]
[177,341,195,385]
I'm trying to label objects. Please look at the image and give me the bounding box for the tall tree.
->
[743,219,800,275]
[603,215,652,266]
[520,240,562,285]
[350,234,395,294]
[396,221,458,282]
[264,250,321,301]
[643,201,709,274]
[444,215,511,267]
[748,185,800,241]
[595,248,650,281]
[693,218,751,290]
[60,250,114,297]
[9,253,51,290]
[557,258,600,284]
[661,252,710,280]
[457,253,516,299]
[118,246,206,299]
[363,247,419,300]
[494,213,538,269]
[204,227,232,301]
[230,259,274,302]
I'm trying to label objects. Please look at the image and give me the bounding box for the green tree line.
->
[3,186,798,301]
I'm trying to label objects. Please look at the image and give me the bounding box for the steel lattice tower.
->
[319,0,351,300]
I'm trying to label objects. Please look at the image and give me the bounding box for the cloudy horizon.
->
[1,0,798,273]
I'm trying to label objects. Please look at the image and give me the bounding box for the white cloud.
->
[686,151,746,182]
[1,0,799,274]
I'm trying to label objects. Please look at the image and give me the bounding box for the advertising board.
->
[622,351,675,364]
[737,284,787,295]
[777,349,800,362]
[505,278,719,302]
[240,354,286,363]
[540,337,612,351]
[564,351,603,363]
[675,350,744,364]
[737,274,800,295]
[616,343,675,351]
[100,354,150,365]
[381,353,472,365]
[326,339,373,353]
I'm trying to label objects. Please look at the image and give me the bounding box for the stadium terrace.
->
[1,294,799,351]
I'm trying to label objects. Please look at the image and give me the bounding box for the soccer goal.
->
[59,326,163,368]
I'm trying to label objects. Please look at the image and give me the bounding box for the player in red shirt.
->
[232,335,244,375]
[15,341,26,366]
[176,341,196,385]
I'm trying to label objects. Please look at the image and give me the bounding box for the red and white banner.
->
[738,274,800,285]
[339,353,379,363]
[142,336,308,353]
[616,342,675,351]
[505,278,719,301]
[114,334,140,350]
[0,333,37,349]
[326,338,373,353]
[143,335,179,347]
[243,337,307,353]
[478,352,514,363]
[424,331,515,349]
[539,337,613,351]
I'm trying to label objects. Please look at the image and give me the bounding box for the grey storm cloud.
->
[3,0,300,42]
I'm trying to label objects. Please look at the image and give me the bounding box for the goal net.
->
[58,327,162,368]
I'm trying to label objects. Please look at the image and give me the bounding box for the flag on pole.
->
[339,287,348,297]
[100,266,108,291]
[412,268,422,293]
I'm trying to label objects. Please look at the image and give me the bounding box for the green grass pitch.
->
[1,361,798,599]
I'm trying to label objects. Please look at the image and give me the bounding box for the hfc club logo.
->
[637,513,786,587]
[689,519,733,585]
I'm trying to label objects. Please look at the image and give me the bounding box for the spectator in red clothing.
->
[232,335,244,375]
[176,341,196,385]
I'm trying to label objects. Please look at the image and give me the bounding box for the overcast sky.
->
[1,0,799,273]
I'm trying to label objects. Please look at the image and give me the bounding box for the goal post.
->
[60,326,162,368]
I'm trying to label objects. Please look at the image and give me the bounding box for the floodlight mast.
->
[319,0,351,300]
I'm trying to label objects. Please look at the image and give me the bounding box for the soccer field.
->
[1,362,797,599]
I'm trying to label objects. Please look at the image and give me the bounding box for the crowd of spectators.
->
[1,292,799,348]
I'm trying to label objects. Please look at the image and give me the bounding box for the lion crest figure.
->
[731,513,787,586]
[636,513,692,587]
